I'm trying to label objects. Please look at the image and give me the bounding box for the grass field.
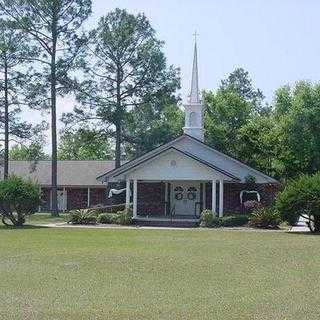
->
[0,225,319,320]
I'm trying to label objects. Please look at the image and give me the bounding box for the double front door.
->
[172,182,200,216]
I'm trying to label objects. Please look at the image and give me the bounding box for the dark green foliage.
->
[58,129,114,160]
[0,176,40,226]
[248,208,282,229]
[62,8,180,165]
[68,210,132,225]
[97,213,118,224]
[0,18,44,178]
[115,210,132,225]
[220,215,249,227]
[276,173,320,232]
[67,209,97,225]
[220,68,266,114]
[200,210,248,228]
[9,142,49,160]
[0,0,92,215]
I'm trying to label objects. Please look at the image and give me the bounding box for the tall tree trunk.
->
[50,12,58,217]
[115,123,121,168]
[4,61,9,179]
[115,68,122,168]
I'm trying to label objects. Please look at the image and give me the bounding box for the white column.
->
[219,179,224,217]
[38,186,42,212]
[125,179,130,211]
[202,182,206,210]
[133,179,138,219]
[211,180,216,214]
[87,187,90,208]
[164,182,168,216]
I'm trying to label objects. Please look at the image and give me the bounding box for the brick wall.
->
[205,182,281,214]
[39,182,281,214]
[137,182,166,216]
[89,188,106,206]
[67,188,88,210]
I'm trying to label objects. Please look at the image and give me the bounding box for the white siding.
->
[126,149,230,181]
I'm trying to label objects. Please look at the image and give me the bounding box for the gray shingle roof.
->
[2,160,115,187]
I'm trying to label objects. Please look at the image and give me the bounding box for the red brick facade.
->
[39,184,124,212]
[205,182,282,214]
[136,182,281,216]
[137,182,166,216]
[40,182,281,214]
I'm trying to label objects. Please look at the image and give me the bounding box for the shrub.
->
[221,215,249,227]
[249,207,282,229]
[200,209,214,227]
[97,213,118,224]
[0,176,41,226]
[276,173,320,232]
[67,209,97,225]
[115,210,132,225]
[200,210,249,228]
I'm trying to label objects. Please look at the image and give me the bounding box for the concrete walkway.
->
[37,222,198,231]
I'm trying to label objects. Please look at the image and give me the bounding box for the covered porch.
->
[125,179,226,222]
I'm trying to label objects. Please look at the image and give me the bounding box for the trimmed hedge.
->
[200,210,249,228]
[68,209,132,226]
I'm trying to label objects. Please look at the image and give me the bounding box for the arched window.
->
[189,112,198,126]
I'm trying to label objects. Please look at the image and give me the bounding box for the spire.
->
[189,31,200,104]
[183,32,204,141]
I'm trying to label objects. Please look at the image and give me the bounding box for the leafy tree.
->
[276,173,320,232]
[58,129,113,160]
[273,81,320,178]
[0,18,39,178]
[220,68,267,114]
[0,175,40,226]
[123,104,183,158]
[0,0,92,215]
[9,142,48,161]
[237,115,280,177]
[204,68,266,159]
[63,9,180,167]
[204,88,251,157]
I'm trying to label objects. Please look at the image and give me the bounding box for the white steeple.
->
[183,33,204,141]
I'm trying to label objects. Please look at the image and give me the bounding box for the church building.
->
[97,41,279,224]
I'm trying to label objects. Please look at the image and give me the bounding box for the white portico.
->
[97,38,278,223]
[121,146,237,220]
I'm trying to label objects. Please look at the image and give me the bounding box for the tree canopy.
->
[62,8,180,166]
[58,129,113,160]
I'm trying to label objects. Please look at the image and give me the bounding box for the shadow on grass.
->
[0,224,49,231]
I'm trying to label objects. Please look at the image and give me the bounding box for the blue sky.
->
[34,0,320,151]
[90,0,320,103]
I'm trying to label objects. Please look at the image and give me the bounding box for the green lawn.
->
[0,227,318,320]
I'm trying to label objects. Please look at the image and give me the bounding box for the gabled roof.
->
[1,160,115,187]
[98,134,278,184]
[111,146,240,181]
